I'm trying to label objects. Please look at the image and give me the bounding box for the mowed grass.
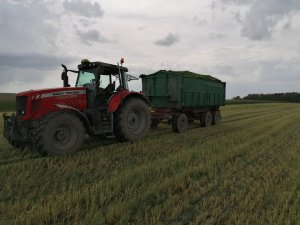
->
[1,103,300,225]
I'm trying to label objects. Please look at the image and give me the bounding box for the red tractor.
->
[3,59,151,155]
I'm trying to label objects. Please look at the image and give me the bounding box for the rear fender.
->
[107,90,149,113]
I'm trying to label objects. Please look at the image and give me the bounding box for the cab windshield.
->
[76,70,116,89]
[76,71,95,87]
[76,69,129,90]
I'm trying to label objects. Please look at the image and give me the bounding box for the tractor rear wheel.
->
[212,110,221,125]
[114,98,150,142]
[35,112,85,156]
[172,113,188,133]
[201,111,212,127]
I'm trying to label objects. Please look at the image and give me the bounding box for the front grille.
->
[16,96,28,116]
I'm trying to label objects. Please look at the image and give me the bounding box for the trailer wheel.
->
[172,113,188,133]
[114,98,150,142]
[212,110,221,125]
[35,112,85,156]
[201,111,212,127]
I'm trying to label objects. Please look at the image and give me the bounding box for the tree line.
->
[233,92,300,103]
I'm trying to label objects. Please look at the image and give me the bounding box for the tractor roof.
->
[78,61,128,74]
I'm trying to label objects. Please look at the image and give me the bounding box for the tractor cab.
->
[77,59,129,91]
[77,60,128,108]
[61,59,136,107]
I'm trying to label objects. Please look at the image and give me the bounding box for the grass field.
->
[0,93,15,112]
[225,99,286,105]
[1,103,300,225]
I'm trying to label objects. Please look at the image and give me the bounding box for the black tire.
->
[114,98,151,142]
[212,110,221,125]
[8,139,20,149]
[35,112,85,156]
[201,111,212,127]
[172,113,188,133]
[8,139,27,150]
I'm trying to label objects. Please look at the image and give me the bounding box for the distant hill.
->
[0,93,15,111]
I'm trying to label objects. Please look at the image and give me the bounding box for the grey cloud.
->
[63,0,104,18]
[79,18,93,27]
[214,64,234,76]
[76,29,109,45]
[0,0,76,85]
[211,57,300,98]
[282,18,292,31]
[217,0,252,5]
[138,26,147,31]
[0,53,74,70]
[210,33,227,39]
[257,59,300,81]
[210,1,217,11]
[0,0,58,52]
[117,13,151,21]
[0,67,44,84]
[154,33,179,46]
[234,11,243,23]
[193,15,207,26]
[0,52,76,84]
[216,0,300,40]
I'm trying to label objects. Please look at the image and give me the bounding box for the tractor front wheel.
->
[35,112,85,156]
[114,98,150,142]
[8,139,27,150]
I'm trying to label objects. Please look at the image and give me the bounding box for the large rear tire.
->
[35,112,85,156]
[114,98,151,142]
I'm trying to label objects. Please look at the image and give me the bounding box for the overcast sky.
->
[1,0,300,98]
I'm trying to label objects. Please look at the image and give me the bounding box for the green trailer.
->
[140,70,226,132]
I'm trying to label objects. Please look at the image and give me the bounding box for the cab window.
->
[76,71,95,87]
[100,75,111,89]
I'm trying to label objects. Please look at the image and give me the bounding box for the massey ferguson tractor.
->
[3,59,151,155]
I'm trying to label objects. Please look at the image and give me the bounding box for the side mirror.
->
[61,71,70,87]
[61,71,67,80]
